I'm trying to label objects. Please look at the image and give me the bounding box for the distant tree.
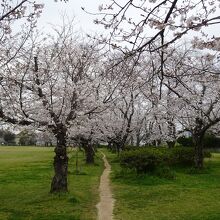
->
[0,130,4,138]
[18,130,36,146]
[36,131,55,147]
[3,130,16,145]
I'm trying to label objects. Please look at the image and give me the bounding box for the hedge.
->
[119,147,210,174]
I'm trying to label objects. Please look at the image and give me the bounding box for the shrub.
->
[164,147,210,166]
[124,145,137,151]
[203,150,212,158]
[3,131,16,145]
[169,147,195,166]
[119,147,169,174]
[119,146,209,175]
[203,134,220,149]
[177,136,193,147]
[177,134,220,149]
[154,166,176,180]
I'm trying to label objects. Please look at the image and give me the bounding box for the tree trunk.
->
[193,118,206,169]
[50,126,68,193]
[84,143,95,164]
[107,142,112,151]
[193,134,204,169]
[75,149,79,173]
[167,141,175,148]
[112,142,117,153]
[130,135,134,146]
[116,143,120,156]
[136,133,140,147]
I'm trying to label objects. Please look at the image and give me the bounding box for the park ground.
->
[0,146,220,220]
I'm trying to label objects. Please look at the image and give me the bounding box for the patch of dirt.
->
[96,153,115,220]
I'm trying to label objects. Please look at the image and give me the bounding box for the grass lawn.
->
[0,146,104,220]
[105,150,220,220]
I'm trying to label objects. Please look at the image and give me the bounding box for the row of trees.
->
[0,0,219,193]
[0,129,45,146]
[0,129,16,145]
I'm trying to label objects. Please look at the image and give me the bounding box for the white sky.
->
[38,0,106,34]
[37,0,220,40]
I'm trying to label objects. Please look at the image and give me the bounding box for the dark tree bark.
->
[192,116,220,169]
[82,141,95,164]
[107,142,113,151]
[192,118,205,169]
[116,144,120,156]
[193,134,204,169]
[111,142,117,154]
[114,141,127,156]
[136,133,141,147]
[50,125,68,193]
[85,143,95,164]
[167,141,175,148]
[129,135,134,146]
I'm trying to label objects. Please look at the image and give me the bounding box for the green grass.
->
[0,146,104,220]
[104,150,220,220]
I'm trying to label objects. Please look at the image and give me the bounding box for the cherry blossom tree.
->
[69,115,105,164]
[0,24,104,192]
[96,52,156,151]
[160,47,220,168]
[0,1,66,124]
[87,0,220,107]
[105,87,138,153]
[93,0,220,53]
[0,1,44,68]
[131,98,150,147]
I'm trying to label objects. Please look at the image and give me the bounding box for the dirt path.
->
[96,152,115,220]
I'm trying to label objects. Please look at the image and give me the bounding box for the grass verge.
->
[104,149,220,220]
[0,146,104,220]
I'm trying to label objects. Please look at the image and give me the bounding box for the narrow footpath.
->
[96,152,115,220]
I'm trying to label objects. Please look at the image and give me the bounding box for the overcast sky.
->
[37,0,220,39]
[37,0,106,34]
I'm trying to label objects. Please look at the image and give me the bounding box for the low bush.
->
[119,146,210,175]
[203,150,212,158]
[203,134,220,149]
[177,134,220,149]
[120,147,169,174]
[124,145,137,151]
[168,147,195,166]
[154,166,176,180]
[177,136,193,147]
